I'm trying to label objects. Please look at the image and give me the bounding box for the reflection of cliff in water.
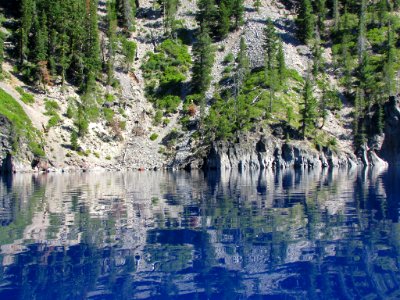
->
[0,167,399,299]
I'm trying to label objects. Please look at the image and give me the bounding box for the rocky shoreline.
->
[1,132,391,174]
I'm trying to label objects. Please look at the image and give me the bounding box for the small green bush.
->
[153,110,163,125]
[103,108,115,123]
[47,114,61,128]
[150,133,159,141]
[223,53,234,64]
[16,87,35,104]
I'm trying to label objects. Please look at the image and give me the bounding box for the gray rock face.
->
[380,96,400,163]
[0,114,35,173]
[204,134,358,171]
[0,115,15,173]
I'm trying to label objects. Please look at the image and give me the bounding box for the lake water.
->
[0,167,399,299]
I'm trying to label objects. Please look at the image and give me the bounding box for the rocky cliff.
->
[380,96,400,164]
[203,133,358,171]
[0,115,14,173]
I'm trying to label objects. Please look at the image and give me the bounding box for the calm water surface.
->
[0,167,400,300]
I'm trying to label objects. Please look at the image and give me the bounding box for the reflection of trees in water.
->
[0,168,399,299]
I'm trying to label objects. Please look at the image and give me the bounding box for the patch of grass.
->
[44,99,61,129]
[0,88,45,157]
[47,115,61,128]
[15,86,35,104]
[103,108,115,123]
[150,133,159,141]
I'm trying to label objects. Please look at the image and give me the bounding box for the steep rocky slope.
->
[0,0,394,173]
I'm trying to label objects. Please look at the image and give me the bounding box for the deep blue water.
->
[0,167,400,300]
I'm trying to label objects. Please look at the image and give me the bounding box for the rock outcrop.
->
[379,96,400,163]
[0,114,35,173]
[0,115,15,174]
[204,134,358,171]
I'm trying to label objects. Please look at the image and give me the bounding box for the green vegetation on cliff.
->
[0,88,44,157]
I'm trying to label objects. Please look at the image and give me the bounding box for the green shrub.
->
[153,110,163,125]
[157,95,181,114]
[45,99,60,112]
[70,131,79,151]
[103,108,115,123]
[223,53,234,64]
[0,88,44,157]
[47,114,61,128]
[16,86,35,104]
[163,118,170,126]
[150,133,159,141]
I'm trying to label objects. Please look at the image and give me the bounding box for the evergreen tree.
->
[277,40,286,83]
[315,0,327,32]
[235,37,250,96]
[231,0,244,29]
[0,29,4,77]
[122,38,137,72]
[333,0,340,32]
[354,88,366,147]
[217,1,230,39]
[300,75,318,139]
[357,0,367,64]
[383,22,396,98]
[296,0,315,44]
[254,0,261,12]
[0,13,5,77]
[106,0,118,86]
[116,0,136,32]
[162,0,179,35]
[20,0,35,63]
[70,130,79,151]
[196,0,217,31]
[84,0,101,90]
[341,33,353,94]
[312,27,323,77]
[263,18,278,71]
[192,25,215,94]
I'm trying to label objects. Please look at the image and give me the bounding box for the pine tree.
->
[383,22,396,98]
[192,25,215,94]
[277,40,286,83]
[341,33,353,94]
[235,37,250,96]
[20,0,35,63]
[217,1,230,39]
[34,12,48,63]
[122,38,137,72]
[263,19,278,71]
[84,0,101,90]
[254,0,261,12]
[196,0,216,31]
[315,0,327,32]
[333,0,340,32]
[296,0,315,44]
[377,0,389,26]
[232,0,244,29]
[357,0,367,64]
[162,0,179,35]
[70,130,79,151]
[300,75,318,139]
[116,0,136,32]
[106,0,118,85]
[0,15,4,77]
[312,27,323,77]
[354,88,366,147]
